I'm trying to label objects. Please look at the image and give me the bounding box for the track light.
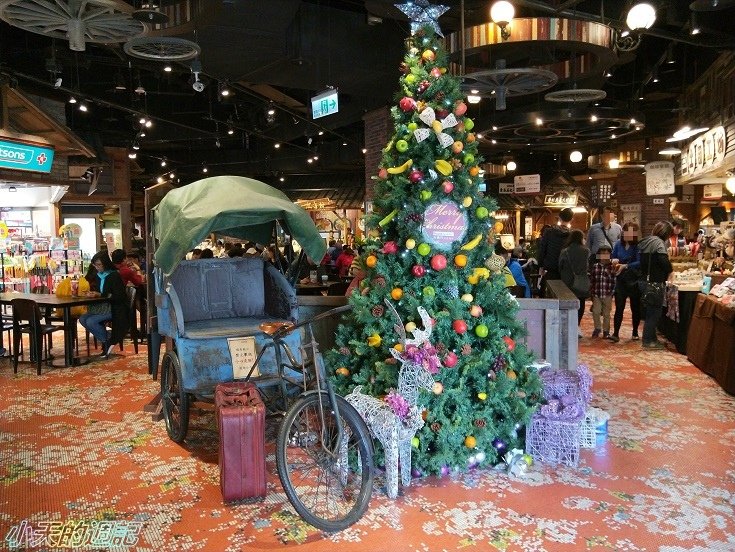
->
[78,102,88,112]
[161,158,167,167]
[219,82,231,97]
[163,63,172,72]
[68,96,77,104]
[128,151,137,159]
[227,127,234,135]
[202,164,208,173]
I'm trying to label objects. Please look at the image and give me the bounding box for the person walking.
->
[587,205,622,268]
[638,221,674,349]
[558,229,590,337]
[537,207,573,295]
[609,222,641,342]
[589,244,616,338]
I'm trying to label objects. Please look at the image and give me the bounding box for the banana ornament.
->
[383,139,394,153]
[460,234,483,251]
[435,159,453,176]
[378,208,399,227]
[387,159,414,174]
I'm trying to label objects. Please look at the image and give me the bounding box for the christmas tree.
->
[327,21,542,475]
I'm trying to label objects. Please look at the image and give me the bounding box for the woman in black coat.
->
[637,221,674,349]
[80,251,129,357]
[559,229,591,334]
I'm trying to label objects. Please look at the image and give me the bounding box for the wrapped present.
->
[539,364,593,406]
[525,395,584,467]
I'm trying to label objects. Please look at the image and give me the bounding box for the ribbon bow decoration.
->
[414,106,458,148]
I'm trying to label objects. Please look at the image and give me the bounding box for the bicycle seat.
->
[259,321,294,335]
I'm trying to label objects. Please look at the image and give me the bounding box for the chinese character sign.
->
[645,161,675,196]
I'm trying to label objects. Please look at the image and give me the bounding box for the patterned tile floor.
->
[1,312,734,551]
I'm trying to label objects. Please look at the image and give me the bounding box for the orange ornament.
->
[506,370,517,380]
[335,367,350,377]
[464,436,477,448]
[365,255,378,268]
[391,287,404,300]
[466,133,476,143]
[393,343,404,352]
[454,254,468,267]
[469,166,480,177]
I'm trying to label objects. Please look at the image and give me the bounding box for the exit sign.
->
[311,89,339,119]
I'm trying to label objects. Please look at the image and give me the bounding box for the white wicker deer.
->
[345,302,438,499]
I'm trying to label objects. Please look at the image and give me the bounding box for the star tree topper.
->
[395,0,449,37]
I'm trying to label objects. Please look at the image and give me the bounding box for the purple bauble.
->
[440,465,450,476]
[491,437,507,452]
[412,467,423,478]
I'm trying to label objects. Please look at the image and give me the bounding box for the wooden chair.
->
[11,298,64,375]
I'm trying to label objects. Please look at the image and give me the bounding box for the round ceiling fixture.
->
[124,36,201,61]
[626,3,656,30]
[569,150,583,163]
[461,60,557,111]
[0,0,147,51]
[545,89,607,103]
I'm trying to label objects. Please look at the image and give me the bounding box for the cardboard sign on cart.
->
[229,337,259,379]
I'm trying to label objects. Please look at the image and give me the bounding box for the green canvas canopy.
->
[152,176,326,275]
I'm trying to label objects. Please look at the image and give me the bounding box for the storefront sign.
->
[498,182,514,194]
[543,191,578,208]
[680,126,727,179]
[0,138,55,173]
[311,89,339,119]
[645,161,675,196]
[513,174,541,194]
[703,183,722,199]
[421,201,468,250]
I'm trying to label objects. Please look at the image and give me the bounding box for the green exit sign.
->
[311,89,338,119]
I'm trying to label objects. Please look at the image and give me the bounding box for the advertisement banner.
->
[645,161,675,196]
[0,138,55,173]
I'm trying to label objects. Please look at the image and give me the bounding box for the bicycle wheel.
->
[276,392,374,532]
[161,351,189,443]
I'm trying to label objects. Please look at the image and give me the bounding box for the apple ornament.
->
[378,168,388,179]
[405,238,416,250]
[422,49,436,62]
[430,67,442,78]
[412,264,426,277]
[382,241,398,254]
[470,304,483,317]
[395,139,409,152]
[399,96,416,112]
[453,319,468,334]
[430,254,447,271]
[409,169,424,183]
[454,101,468,116]
[503,335,516,352]
[442,180,454,193]
[444,351,458,367]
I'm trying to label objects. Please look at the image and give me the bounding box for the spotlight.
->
[191,59,205,92]
[192,76,205,92]
[274,143,281,148]
[145,120,152,128]
[68,96,77,104]
[219,82,231,97]
[128,151,137,159]
[78,102,88,112]
[132,140,140,150]
[202,164,208,173]
[279,176,285,182]
[161,158,167,167]
[569,150,583,163]
[139,116,147,125]
[590,115,598,122]
[506,160,517,171]
[163,64,172,72]
[227,127,234,135]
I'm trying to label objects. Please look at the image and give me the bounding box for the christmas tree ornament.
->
[405,73,417,84]
[408,122,418,131]
[411,264,426,277]
[432,382,444,394]
[477,392,487,400]
[387,159,413,174]
[336,367,350,376]
[367,333,382,347]
[473,418,486,427]
[466,133,476,143]
[451,141,464,154]
[444,283,459,298]
[421,49,435,62]
[469,166,481,177]
[454,101,468,116]
[391,287,404,300]
[440,465,450,476]
[373,276,387,287]
[475,206,489,219]
[430,67,442,78]
[470,304,483,317]
[452,319,468,334]
[378,168,389,179]
[434,159,453,175]
[461,343,473,355]
[503,335,516,351]
[464,435,477,448]
[399,62,409,74]
[411,437,420,447]
[420,190,432,201]
[395,1,449,37]
[461,293,474,302]
[417,80,431,94]
[417,243,431,256]
[491,437,507,452]
[444,351,458,367]
[442,180,454,193]
[378,208,400,226]
[422,285,435,297]
[475,324,489,337]
[465,118,475,131]
[475,451,486,463]
[383,241,399,254]
[405,321,417,333]
[464,153,475,164]
[399,96,416,112]
[396,139,409,152]
[462,196,473,207]
[460,234,483,250]
[430,254,447,271]
[365,255,378,268]
[454,254,468,267]
[506,369,517,380]
[405,238,416,249]
[372,305,385,317]
[409,169,424,183]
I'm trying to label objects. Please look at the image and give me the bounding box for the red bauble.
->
[409,169,424,183]
[430,67,442,78]
[442,180,454,193]
[382,241,398,254]
[399,97,416,112]
[378,168,388,179]
[503,335,516,352]
[444,351,458,367]
[430,254,447,271]
[436,108,450,119]
[412,264,426,277]
[417,80,431,94]
[452,319,468,334]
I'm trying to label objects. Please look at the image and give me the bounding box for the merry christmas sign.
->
[421,201,468,250]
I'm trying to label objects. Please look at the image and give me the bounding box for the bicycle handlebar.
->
[272,303,353,339]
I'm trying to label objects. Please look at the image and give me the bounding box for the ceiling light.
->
[476,133,483,139]
[569,150,583,163]
[490,1,514,40]
[626,3,656,31]
[145,120,152,128]
[726,176,735,195]
[313,155,319,161]
[68,96,77,104]
[690,13,701,35]
[202,164,208,173]
[138,130,146,138]
[362,148,367,154]
[630,118,637,124]
[78,102,88,112]
[467,94,481,104]
[114,72,126,91]
[535,117,543,126]
[163,64,172,72]
[219,83,231,97]
[608,158,620,169]
[139,116,147,125]
[267,105,276,116]
[160,158,167,167]
[157,176,164,184]
[128,151,137,159]
[652,69,659,83]
[605,71,612,78]
[132,140,140,150]
[318,131,324,136]
[307,158,314,164]
[274,143,281,148]
[659,147,682,155]
[342,141,347,146]
[492,126,498,131]
[135,84,146,95]
[590,115,598,122]
[169,171,175,178]
[227,127,234,135]
[491,139,497,144]
[610,134,617,139]
[506,160,517,171]
[279,176,285,182]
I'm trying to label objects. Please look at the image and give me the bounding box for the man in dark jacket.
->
[537,207,573,294]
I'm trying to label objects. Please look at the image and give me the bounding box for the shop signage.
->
[620,204,641,226]
[421,201,468,250]
[543,191,577,208]
[645,161,675,196]
[703,183,722,199]
[0,138,55,173]
[311,89,339,119]
[513,174,541,194]
[524,216,533,239]
[680,126,727,179]
[498,182,514,194]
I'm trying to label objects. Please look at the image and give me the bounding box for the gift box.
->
[539,364,593,406]
[525,397,584,467]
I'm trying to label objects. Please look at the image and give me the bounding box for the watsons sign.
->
[0,139,55,173]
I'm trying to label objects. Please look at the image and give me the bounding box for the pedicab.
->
[147,176,373,531]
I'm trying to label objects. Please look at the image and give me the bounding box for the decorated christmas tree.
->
[327,17,542,475]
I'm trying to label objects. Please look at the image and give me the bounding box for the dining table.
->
[0,292,111,367]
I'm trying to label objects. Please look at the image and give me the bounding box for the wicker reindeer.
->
[345,301,439,499]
